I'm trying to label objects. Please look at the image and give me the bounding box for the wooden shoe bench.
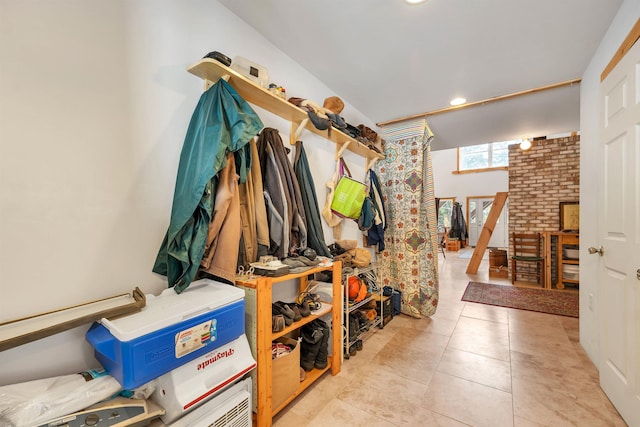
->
[235,262,342,427]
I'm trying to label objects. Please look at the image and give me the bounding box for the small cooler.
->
[86,279,245,389]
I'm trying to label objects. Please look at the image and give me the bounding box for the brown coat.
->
[199,153,241,283]
[239,138,269,264]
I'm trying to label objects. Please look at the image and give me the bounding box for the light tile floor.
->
[273,249,627,427]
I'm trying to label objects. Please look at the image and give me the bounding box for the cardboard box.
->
[272,337,300,409]
[489,249,507,267]
[489,266,509,279]
[446,240,460,251]
[86,279,245,389]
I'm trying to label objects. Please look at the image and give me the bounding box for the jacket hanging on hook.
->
[153,79,263,293]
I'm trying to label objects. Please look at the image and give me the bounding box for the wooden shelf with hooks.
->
[187,58,384,164]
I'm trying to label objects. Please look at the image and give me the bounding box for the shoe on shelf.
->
[313,319,330,370]
[272,314,285,332]
[348,313,360,340]
[272,303,293,326]
[274,301,296,319]
[300,321,324,371]
[296,301,311,317]
[287,303,302,322]
[355,339,363,351]
[348,344,357,356]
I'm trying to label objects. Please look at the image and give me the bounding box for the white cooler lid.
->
[100,279,244,341]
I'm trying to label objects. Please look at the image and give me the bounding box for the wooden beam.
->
[465,192,508,274]
[601,17,640,82]
[376,79,582,127]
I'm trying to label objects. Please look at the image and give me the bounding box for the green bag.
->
[331,158,366,219]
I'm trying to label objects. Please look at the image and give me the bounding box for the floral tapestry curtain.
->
[376,118,439,317]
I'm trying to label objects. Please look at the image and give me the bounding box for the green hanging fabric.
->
[153,79,263,293]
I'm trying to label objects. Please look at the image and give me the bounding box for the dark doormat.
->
[461,282,579,318]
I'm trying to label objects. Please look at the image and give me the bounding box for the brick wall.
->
[508,135,580,235]
[507,135,580,284]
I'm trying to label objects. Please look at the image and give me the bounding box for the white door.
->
[598,36,640,427]
[468,197,508,248]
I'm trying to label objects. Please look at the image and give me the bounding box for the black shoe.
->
[271,301,296,326]
[275,301,296,319]
[272,303,293,326]
[348,313,360,341]
[296,301,311,317]
[313,319,330,370]
[354,311,370,331]
[355,339,363,351]
[288,303,302,322]
[348,344,357,356]
[300,322,324,371]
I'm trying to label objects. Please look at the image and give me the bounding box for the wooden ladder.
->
[465,192,508,274]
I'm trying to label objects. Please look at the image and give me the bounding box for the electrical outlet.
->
[589,293,593,311]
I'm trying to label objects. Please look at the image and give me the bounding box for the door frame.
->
[466,195,509,248]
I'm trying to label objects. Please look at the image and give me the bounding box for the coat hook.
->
[294,118,309,140]
[335,141,351,159]
[204,74,230,90]
[366,157,379,171]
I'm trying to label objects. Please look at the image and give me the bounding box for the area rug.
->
[461,282,579,318]
[458,249,488,260]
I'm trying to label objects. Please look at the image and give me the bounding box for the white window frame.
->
[455,140,517,174]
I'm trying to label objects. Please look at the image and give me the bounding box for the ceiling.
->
[219,0,622,151]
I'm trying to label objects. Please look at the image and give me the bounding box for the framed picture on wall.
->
[560,201,579,232]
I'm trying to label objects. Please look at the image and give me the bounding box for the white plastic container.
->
[563,247,580,259]
[562,264,579,281]
[230,56,269,88]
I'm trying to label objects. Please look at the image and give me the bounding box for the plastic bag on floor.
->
[0,368,122,426]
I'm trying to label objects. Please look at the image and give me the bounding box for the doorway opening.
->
[467,196,508,248]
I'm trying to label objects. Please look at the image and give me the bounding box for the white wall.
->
[431,147,509,219]
[579,0,640,365]
[0,0,372,385]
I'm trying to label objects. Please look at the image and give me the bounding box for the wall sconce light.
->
[519,138,532,150]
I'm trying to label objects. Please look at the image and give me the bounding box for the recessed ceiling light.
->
[450,97,466,106]
[405,0,428,4]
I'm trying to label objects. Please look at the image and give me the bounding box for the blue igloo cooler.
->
[86,279,245,389]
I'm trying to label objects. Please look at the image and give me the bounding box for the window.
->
[437,198,455,229]
[457,140,519,172]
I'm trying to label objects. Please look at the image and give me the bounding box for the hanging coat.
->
[153,79,263,293]
[293,141,331,257]
[256,128,307,258]
[238,138,270,265]
[449,202,468,241]
[365,169,386,252]
[198,152,242,284]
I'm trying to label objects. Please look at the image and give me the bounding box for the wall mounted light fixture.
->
[519,138,532,150]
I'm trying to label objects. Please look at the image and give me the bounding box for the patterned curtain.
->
[376,118,439,317]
